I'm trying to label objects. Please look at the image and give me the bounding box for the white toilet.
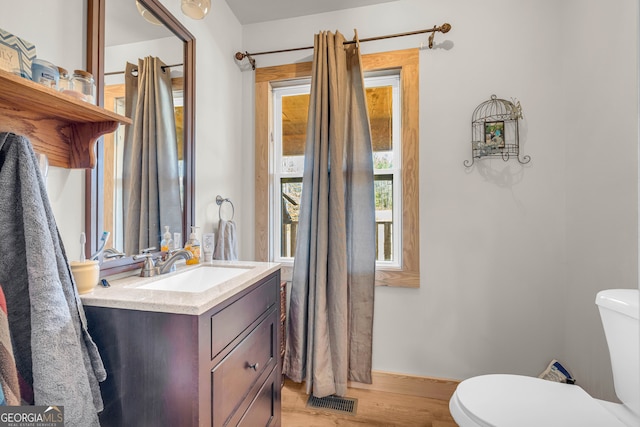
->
[449,289,639,427]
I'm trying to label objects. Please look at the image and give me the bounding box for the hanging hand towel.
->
[213,220,238,260]
[0,133,106,426]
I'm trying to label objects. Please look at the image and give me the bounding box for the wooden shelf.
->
[0,69,131,169]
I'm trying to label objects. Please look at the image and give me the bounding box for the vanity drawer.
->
[237,366,279,427]
[211,308,277,426]
[211,275,278,359]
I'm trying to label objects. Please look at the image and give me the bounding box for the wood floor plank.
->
[282,379,459,427]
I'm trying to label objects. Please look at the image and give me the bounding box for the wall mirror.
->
[86,0,195,275]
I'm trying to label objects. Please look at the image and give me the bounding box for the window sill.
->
[276,262,418,288]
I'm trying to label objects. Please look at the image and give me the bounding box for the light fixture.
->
[181,0,211,20]
[136,1,162,25]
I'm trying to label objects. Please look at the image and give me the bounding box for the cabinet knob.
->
[247,362,259,371]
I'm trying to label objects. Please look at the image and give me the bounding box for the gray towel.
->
[0,133,106,426]
[213,220,238,260]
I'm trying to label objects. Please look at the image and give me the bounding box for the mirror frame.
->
[85,0,195,275]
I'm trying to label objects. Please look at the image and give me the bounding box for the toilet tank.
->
[596,289,639,417]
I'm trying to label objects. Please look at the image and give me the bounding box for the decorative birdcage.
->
[464,94,530,167]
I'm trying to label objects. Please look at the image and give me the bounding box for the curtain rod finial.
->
[235,51,256,70]
[440,23,452,33]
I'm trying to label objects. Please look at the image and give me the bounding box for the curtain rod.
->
[234,23,451,70]
[104,63,184,77]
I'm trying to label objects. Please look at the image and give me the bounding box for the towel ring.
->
[216,195,235,221]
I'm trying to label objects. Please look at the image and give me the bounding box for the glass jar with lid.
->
[31,59,59,89]
[57,66,72,93]
[71,70,96,104]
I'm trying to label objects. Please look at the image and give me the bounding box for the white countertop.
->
[80,260,281,315]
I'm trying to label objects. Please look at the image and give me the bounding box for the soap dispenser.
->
[161,226,173,252]
[184,226,200,265]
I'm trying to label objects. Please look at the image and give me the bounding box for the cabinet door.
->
[237,366,279,427]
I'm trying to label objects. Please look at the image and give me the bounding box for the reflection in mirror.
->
[103,73,185,256]
[103,2,183,255]
[86,0,195,274]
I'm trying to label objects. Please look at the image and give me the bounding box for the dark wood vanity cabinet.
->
[85,271,282,427]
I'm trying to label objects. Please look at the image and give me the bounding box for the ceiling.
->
[224,0,399,25]
[105,0,399,47]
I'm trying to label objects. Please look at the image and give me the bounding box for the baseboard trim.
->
[348,370,459,401]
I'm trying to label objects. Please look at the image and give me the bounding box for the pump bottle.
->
[184,226,200,265]
[160,226,173,252]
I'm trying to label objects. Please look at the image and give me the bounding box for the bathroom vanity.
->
[81,261,281,426]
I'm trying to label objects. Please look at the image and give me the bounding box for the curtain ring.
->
[216,195,235,221]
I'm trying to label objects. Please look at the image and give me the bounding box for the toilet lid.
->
[454,374,628,427]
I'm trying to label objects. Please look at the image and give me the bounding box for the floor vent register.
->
[306,394,358,416]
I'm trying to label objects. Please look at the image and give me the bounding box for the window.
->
[255,49,420,287]
[272,83,308,261]
[271,75,402,268]
[368,75,402,267]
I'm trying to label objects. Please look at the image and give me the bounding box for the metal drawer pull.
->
[247,362,259,371]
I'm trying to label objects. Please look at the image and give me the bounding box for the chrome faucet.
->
[103,247,126,259]
[155,249,193,275]
[133,247,159,277]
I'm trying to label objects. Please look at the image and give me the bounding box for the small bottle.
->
[160,226,173,252]
[71,69,96,104]
[184,226,200,265]
[202,233,215,263]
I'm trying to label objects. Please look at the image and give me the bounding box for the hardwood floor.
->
[281,379,459,427]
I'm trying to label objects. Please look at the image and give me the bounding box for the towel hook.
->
[216,195,235,221]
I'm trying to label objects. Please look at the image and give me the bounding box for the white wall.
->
[166,0,246,239]
[562,0,639,399]
[240,0,638,400]
[1,0,87,260]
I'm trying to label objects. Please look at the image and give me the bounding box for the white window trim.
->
[271,83,310,265]
[367,74,402,269]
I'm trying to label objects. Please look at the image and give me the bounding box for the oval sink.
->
[135,265,254,293]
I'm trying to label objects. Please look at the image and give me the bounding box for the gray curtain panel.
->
[284,31,376,398]
[123,57,182,255]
